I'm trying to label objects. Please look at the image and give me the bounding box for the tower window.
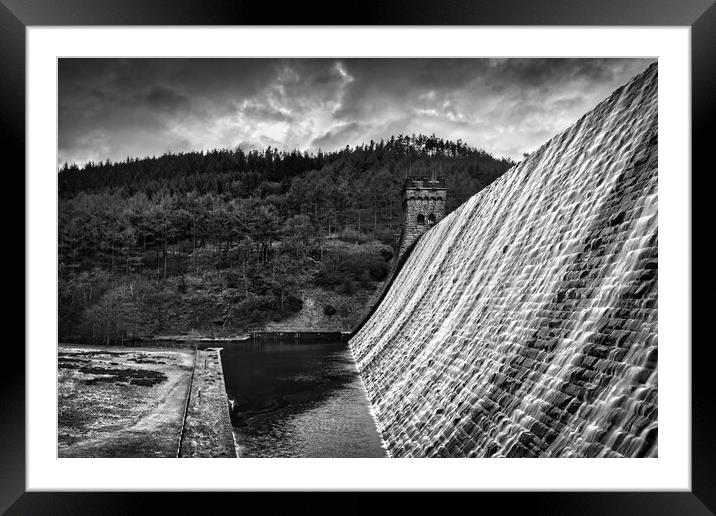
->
[417,214,425,225]
[428,214,436,225]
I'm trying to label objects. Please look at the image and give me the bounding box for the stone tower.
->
[398,171,447,259]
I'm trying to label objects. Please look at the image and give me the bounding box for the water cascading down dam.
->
[350,63,658,458]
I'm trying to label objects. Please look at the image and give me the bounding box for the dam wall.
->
[350,64,658,458]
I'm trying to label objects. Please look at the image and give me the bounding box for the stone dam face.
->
[350,64,658,458]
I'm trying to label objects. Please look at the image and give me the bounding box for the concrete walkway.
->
[179,348,237,458]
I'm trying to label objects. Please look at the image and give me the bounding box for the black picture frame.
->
[4,1,712,513]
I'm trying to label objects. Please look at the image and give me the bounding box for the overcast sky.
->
[58,58,655,167]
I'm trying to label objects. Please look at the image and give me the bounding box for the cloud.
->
[310,122,368,149]
[239,102,294,123]
[58,57,655,167]
[142,86,191,113]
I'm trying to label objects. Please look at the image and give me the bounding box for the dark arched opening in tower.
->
[428,213,436,225]
[417,214,425,225]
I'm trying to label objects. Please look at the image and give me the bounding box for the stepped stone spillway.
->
[350,63,658,458]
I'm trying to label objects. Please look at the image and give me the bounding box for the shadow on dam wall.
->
[350,235,424,338]
[349,63,659,458]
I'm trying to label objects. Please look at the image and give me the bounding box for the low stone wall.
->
[179,348,236,458]
[249,331,350,342]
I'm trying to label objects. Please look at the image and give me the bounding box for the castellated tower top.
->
[398,174,447,258]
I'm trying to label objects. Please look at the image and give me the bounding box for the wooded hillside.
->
[58,134,514,343]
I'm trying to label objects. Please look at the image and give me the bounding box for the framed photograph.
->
[7,0,712,513]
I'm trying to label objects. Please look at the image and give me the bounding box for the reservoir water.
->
[221,340,386,458]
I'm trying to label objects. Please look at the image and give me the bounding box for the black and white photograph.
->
[56,57,659,459]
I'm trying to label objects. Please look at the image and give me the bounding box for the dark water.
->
[221,340,386,458]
